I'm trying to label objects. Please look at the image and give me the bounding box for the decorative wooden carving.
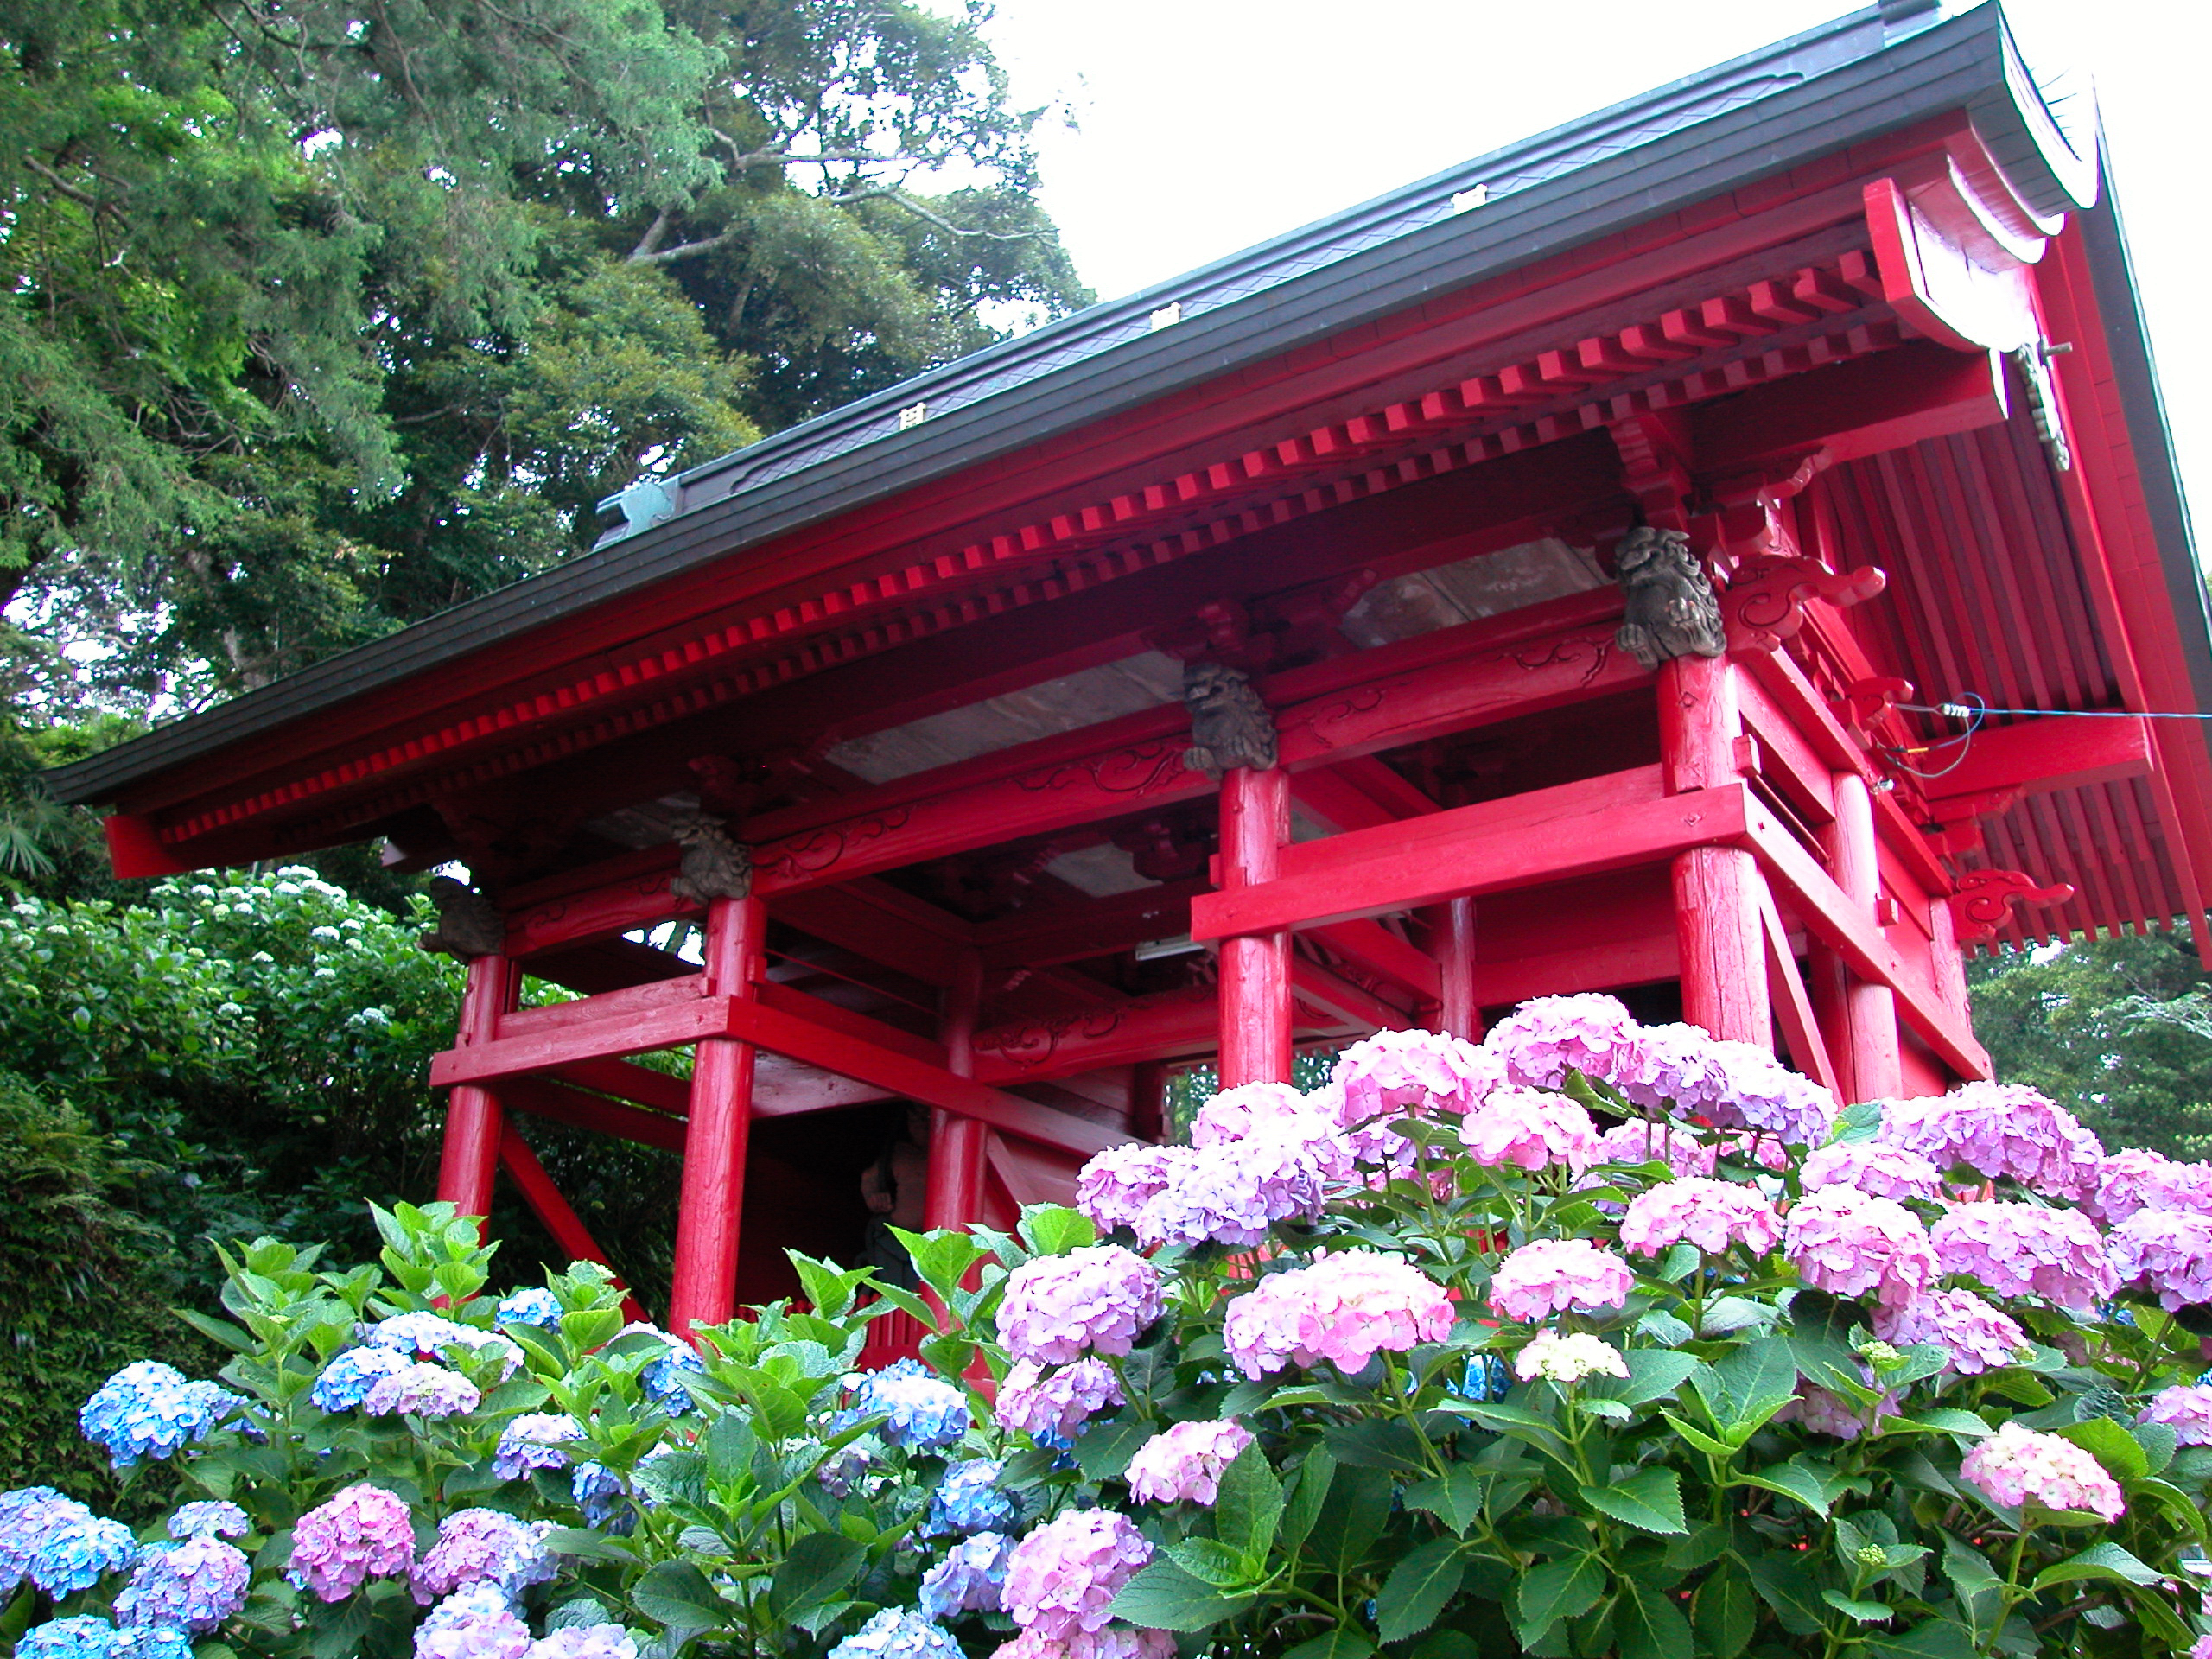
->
[1613,527,1726,671]
[1181,661,1278,779]
[1834,675,1915,736]
[1950,868,2075,944]
[418,876,506,958]
[1111,813,1211,882]
[1721,558,1886,653]
[669,812,753,906]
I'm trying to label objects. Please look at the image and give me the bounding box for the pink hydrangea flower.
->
[1783,1190,1936,1310]
[995,1629,1173,1659]
[1485,995,1642,1090]
[1592,1121,1716,1179]
[1488,1238,1636,1322]
[2108,1210,2212,1310]
[1881,1083,2105,1200]
[1123,1420,1255,1504]
[1076,1146,1180,1236]
[1930,1202,2115,1312]
[1872,1289,2026,1375]
[409,1509,556,1605]
[1190,1082,1318,1147]
[1610,1025,1834,1147]
[1802,1141,1943,1203]
[1618,1178,1782,1257]
[1223,1250,1453,1378]
[1459,1090,1600,1173]
[286,1483,416,1601]
[1775,1382,1897,1441]
[363,1363,480,1419]
[1961,1421,2126,1521]
[2091,1148,2212,1224]
[996,1359,1123,1446]
[1334,1028,1503,1124]
[1610,1022,1730,1113]
[416,1584,531,1659]
[997,1247,1163,1364]
[1725,1133,1791,1173]
[1001,1510,1153,1640]
[2139,1384,2212,1446]
[528,1631,638,1659]
[1152,1127,1351,1247]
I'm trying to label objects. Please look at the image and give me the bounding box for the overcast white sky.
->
[976,0,2212,555]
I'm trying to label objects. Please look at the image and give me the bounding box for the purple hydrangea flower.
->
[829,1609,964,1659]
[167,1502,248,1541]
[495,1288,563,1331]
[286,1483,416,1601]
[928,1459,1016,1536]
[495,1414,586,1481]
[1487,1238,1636,1323]
[1592,1121,1716,1179]
[416,1584,531,1659]
[79,1363,244,1470]
[2092,1148,2212,1224]
[110,1628,194,1659]
[1334,1028,1503,1122]
[526,1630,638,1659]
[1075,1145,1181,1236]
[1608,1022,1730,1113]
[997,1247,1162,1365]
[569,1463,633,1534]
[1881,1083,2105,1200]
[1224,1250,1452,1378]
[1802,1141,1943,1203]
[920,1531,1014,1619]
[1136,1129,1345,1249]
[1485,994,1642,1090]
[1002,1510,1153,1641]
[1961,1421,2125,1520]
[363,1362,481,1419]
[1681,1040,1835,1148]
[1930,1202,2114,1312]
[1459,1090,1600,1173]
[1872,1289,2026,1375]
[1783,1189,1936,1309]
[1188,1081,1316,1145]
[844,1358,970,1450]
[1775,1382,1897,1441]
[365,1313,523,1378]
[995,1359,1122,1447]
[410,1509,557,1605]
[313,1345,416,1413]
[995,1631,1173,1659]
[6,1496,138,1596]
[1124,1420,1255,1504]
[114,1535,251,1632]
[2108,1210,2212,1310]
[640,1345,704,1416]
[2139,1384,2212,1445]
[17,1618,120,1659]
[1618,1178,1782,1256]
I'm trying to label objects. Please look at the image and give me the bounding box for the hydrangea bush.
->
[13,997,2212,1659]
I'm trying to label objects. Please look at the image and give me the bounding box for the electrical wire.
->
[1901,700,2212,721]
[1880,692,1986,781]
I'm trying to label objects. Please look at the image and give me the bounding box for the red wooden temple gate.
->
[48,2,2212,1337]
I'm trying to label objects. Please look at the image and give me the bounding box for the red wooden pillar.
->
[925,948,988,1231]
[1659,655,1770,1046]
[437,952,519,1226]
[668,894,765,1338]
[1833,772,1902,1100]
[1217,766,1293,1086]
[1430,897,1479,1040]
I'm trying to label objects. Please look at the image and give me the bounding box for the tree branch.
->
[626,229,738,266]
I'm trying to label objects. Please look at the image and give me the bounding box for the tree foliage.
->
[1968,928,2212,1160]
[1,0,1088,709]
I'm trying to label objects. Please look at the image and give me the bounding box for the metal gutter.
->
[48,3,2070,805]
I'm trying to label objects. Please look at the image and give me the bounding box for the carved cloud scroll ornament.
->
[1950,868,2076,944]
[670,812,753,906]
[1612,527,1727,671]
[416,876,506,959]
[1721,559,1887,654]
[1180,661,1279,779]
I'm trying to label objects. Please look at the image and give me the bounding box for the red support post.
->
[1832,772,1901,1101]
[1429,899,1479,1039]
[668,894,765,1338]
[1659,656,1771,1046]
[925,948,988,1231]
[437,953,519,1228]
[1217,765,1293,1087]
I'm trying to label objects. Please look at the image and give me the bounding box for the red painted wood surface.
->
[1929,713,2152,802]
[1833,771,1902,1099]
[502,1075,686,1153]
[1433,898,1478,1039]
[970,988,1221,1083]
[926,949,988,1232]
[1659,657,1769,1047]
[497,1124,648,1323]
[1758,886,1841,1097]
[437,956,518,1226]
[1291,955,1412,1033]
[1218,766,1293,1088]
[669,894,765,1337]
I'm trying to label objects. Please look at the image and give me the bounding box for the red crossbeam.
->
[496,1124,648,1323]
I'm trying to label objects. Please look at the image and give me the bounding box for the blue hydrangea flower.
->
[310,1345,412,1412]
[114,1535,251,1632]
[496,1287,563,1330]
[19,1504,138,1595]
[640,1345,704,1415]
[841,1360,969,1452]
[925,1459,1014,1536]
[570,1463,635,1535]
[1461,1354,1511,1403]
[817,1440,871,1498]
[108,1628,194,1659]
[365,1312,523,1377]
[167,1501,249,1541]
[828,1608,964,1659]
[494,1413,585,1481]
[918,1531,1013,1619]
[78,1363,244,1471]
[16,1616,118,1659]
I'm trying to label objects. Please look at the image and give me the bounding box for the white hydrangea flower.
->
[1513,1330,1629,1383]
